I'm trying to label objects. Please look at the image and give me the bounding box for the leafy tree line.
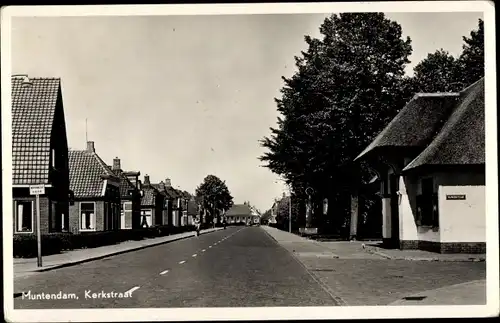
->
[260,14,484,236]
[195,175,234,224]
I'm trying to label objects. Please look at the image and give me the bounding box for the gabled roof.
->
[404,78,485,171]
[69,147,119,198]
[140,185,158,206]
[226,204,255,216]
[112,169,138,198]
[12,75,62,185]
[355,92,460,161]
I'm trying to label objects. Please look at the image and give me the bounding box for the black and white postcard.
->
[1,2,498,322]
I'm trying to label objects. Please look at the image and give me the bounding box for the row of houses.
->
[12,74,197,235]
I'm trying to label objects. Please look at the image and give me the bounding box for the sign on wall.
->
[446,194,466,200]
[29,185,45,195]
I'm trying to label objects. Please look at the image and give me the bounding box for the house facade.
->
[139,175,164,227]
[163,178,182,227]
[68,141,121,232]
[110,157,142,229]
[12,75,70,235]
[355,78,485,253]
[152,181,173,227]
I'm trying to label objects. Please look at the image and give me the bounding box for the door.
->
[389,174,400,246]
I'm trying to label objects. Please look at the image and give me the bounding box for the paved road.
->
[14,226,338,308]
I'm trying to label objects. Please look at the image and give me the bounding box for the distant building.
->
[355,78,485,253]
[12,75,70,235]
[226,202,260,224]
[68,141,121,232]
[110,157,142,229]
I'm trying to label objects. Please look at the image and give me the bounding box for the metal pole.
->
[288,186,292,233]
[36,194,42,267]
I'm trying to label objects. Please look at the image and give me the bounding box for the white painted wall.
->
[398,175,422,241]
[381,198,391,238]
[438,185,485,243]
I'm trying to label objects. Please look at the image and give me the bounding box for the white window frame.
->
[79,201,97,232]
[14,200,34,234]
[122,201,133,229]
[51,149,56,168]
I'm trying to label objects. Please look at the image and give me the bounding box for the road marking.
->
[125,286,140,294]
[179,260,186,264]
[160,270,169,275]
[209,246,212,248]
[192,254,197,257]
[202,249,206,252]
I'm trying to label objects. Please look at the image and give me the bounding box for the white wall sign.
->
[29,185,45,195]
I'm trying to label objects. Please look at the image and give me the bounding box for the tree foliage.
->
[411,19,484,93]
[195,175,234,222]
[260,13,414,230]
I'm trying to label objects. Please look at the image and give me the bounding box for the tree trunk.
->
[349,194,359,240]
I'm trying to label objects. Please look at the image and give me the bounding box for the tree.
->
[195,175,234,223]
[411,49,462,93]
[275,195,301,231]
[456,18,484,87]
[260,13,413,232]
[411,19,484,93]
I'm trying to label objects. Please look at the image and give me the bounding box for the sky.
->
[10,11,483,212]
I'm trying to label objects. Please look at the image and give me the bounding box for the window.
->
[122,202,132,229]
[80,202,95,231]
[51,149,56,168]
[15,201,33,233]
[418,178,439,227]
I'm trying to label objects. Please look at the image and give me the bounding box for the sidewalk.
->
[364,242,486,262]
[14,227,223,279]
[262,226,486,306]
[261,225,342,259]
[389,280,487,305]
[263,225,486,262]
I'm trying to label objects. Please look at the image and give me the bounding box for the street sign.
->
[30,184,45,195]
[29,185,45,267]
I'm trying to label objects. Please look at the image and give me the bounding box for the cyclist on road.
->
[194,216,201,236]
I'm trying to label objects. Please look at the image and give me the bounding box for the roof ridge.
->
[92,151,119,179]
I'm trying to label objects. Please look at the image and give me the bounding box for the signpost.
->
[30,184,45,267]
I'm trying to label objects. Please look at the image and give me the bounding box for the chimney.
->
[165,178,171,187]
[12,74,33,88]
[144,174,150,186]
[87,141,95,153]
[113,157,121,171]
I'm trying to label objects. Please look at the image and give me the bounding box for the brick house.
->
[152,181,173,227]
[68,141,121,232]
[12,75,70,235]
[163,178,182,227]
[355,78,485,253]
[110,157,142,229]
[139,175,164,227]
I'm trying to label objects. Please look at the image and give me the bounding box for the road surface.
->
[14,226,338,308]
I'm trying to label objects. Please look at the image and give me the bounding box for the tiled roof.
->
[226,204,254,216]
[165,186,179,199]
[69,149,118,198]
[404,78,485,171]
[12,76,61,185]
[112,169,138,198]
[141,185,158,206]
[355,92,460,161]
